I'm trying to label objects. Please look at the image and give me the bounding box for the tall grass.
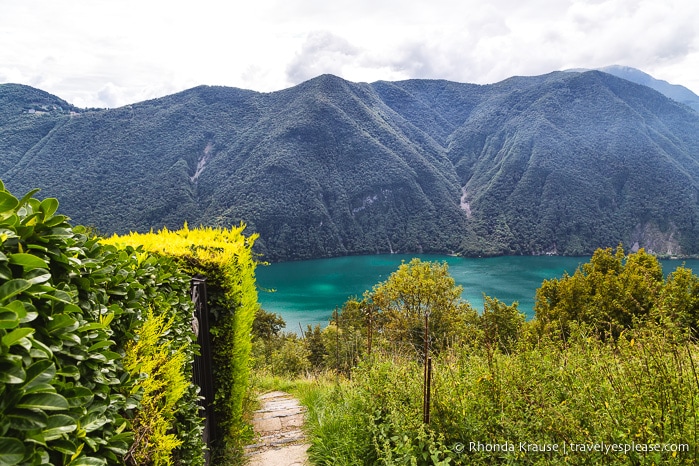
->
[302,327,699,465]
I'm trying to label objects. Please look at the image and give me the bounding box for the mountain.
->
[2,70,699,261]
[569,65,699,113]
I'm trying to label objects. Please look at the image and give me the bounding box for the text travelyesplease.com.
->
[454,441,690,455]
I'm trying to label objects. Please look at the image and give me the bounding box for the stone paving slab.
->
[246,391,309,466]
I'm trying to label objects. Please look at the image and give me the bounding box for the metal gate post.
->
[191,276,216,465]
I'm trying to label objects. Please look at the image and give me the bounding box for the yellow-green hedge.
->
[104,224,260,463]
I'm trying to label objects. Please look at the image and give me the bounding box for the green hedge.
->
[105,224,260,464]
[0,181,205,465]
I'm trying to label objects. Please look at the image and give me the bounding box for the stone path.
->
[245,391,310,466]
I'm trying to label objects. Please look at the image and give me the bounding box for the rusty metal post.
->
[424,357,432,424]
[423,310,431,425]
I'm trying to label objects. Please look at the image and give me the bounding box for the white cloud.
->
[1,0,698,107]
[286,32,361,84]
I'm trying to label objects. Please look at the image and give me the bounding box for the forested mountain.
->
[580,65,699,113]
[2,70,699,261]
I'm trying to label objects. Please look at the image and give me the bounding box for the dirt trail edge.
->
[245,391,310,466]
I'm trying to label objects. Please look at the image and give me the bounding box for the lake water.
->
[255,254,699,333]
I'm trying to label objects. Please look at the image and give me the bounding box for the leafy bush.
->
[123,308,190,465]
[534,246,665,338]
[104,223,260,464]
[0,181,206,465]
[0,182,135,465]
[304,329,698,465]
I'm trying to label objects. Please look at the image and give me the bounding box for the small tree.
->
[534,246,664,339]
[366,259,478,357]
[479,295,525,353]
[305,324,327,370]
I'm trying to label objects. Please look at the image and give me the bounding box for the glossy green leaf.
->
[43,227,73,239]
[12,302,36,324]
[0,214,19,228]
[2,327,34,346]
[15,189,40,211]
[51,439,78,457]
[0,357,26,384]
[43,414,77,440]
[0,310,19,329]
[56,365,80,379]
[47,314,79,334]
[42,214,69,227]
[23,430,46,446]
[0,191,19,214]
[23,382,54,394]
[21,359,56,392]
[3,300,27,320]
[87,340,114,352]
[8,252,48,271]
[39,198,60,219]
[29,337,53,359]
[60,332,82,346]
[6,409,48,431]
[24,269,51,285]
[51,439,78,456]
[17,392,70,411]
[0,279,31,302]
[64,386,94,407]
[0,264,12,281]
[0,437,25,465]
[77,322,105,333]
[68,456,107,466]
[81,413,109,433]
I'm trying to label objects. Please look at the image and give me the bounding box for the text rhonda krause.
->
[465,441,690,455]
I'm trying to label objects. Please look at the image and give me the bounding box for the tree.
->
[366,258,478,356]
[251,309,286,369]
[479,295,525,353]
[534,246,664,338]
[305,324,327,369]
[656,266,699,337]
[252,308,286,340]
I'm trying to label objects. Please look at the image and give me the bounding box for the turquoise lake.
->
[255,254,699,332]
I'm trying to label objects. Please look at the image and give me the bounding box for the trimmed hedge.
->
[104,223,260,463]
[0,182,143,465]
[0,181,261,465]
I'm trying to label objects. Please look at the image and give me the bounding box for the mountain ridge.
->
[567,65,699,112]
[2,69,699,260]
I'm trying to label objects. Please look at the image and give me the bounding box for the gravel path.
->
[245,391,310,466]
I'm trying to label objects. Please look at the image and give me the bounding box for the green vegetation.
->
[0,182,259,465]
[104,225,260,464]
[123,309,190,465]
[254,253,699,465]
[3,71,699,261]
[0,182,204,465]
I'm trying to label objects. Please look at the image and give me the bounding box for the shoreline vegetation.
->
[261,248,699,264]
[250,247,699,465]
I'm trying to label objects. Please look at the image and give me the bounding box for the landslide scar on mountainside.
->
[190,141,214,183]
[460,187,472,219]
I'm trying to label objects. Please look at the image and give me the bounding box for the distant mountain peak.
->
[566,65,699,112]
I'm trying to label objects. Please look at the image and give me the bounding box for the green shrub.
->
[0,181,206,465]
[123,308,190,465]
[302,251,699,465]
[0,183,134,465]
[105,224,260,464]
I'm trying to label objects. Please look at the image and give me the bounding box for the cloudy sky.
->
[1,0,697,108]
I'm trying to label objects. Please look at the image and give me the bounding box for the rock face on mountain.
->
[2,70,699,260]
